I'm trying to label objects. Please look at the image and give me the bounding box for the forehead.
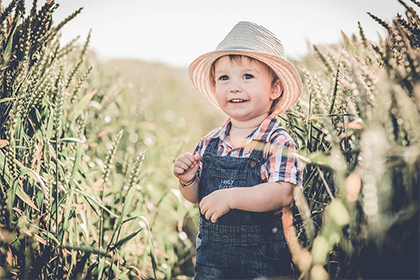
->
[214,55,267,71]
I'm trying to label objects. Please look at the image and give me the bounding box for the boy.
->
[173,21,303,279]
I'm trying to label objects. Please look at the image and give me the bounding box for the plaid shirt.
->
[193,115,303,186]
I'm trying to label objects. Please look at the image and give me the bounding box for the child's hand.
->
[200,189,232,223]
[173,153,200,184]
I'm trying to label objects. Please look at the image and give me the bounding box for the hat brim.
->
[188,49,302,115]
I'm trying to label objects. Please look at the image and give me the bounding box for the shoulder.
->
[200,126,223,144]
[200,118,230,143]
[270,127,295,144]
[194,126,222,155]
[266,127,298,154]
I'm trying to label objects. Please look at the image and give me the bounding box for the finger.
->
[193,153,201,163]
[182,153,196,166]
[181,159,198,171]
[200,202,212,220]
[211,214,218,223]
[174,161,192,172]
[176,158,193,170]
[205,210,212,221]
[199,195,207,209]
[199,201,207,215]
[173,166,188,176]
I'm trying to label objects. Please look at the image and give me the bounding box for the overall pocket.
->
[258,239,291,262]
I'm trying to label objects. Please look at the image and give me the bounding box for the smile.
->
[229,99,247,103]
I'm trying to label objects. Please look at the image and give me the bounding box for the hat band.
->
[217,46,254,51]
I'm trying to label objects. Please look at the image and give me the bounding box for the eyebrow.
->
[215,67,258,74]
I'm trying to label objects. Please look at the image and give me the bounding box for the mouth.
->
[229,99,247,103]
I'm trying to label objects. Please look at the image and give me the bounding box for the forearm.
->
[228,181,294,212]
[178,177,200,204]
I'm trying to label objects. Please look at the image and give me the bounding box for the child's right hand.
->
[173,153,201,183]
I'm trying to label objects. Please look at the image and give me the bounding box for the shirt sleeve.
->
[264,132,304,186]
[193,138,204,157]
[193,136,208,179]
[193,126,221,158]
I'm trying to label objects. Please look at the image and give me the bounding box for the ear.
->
[270,79,283,100]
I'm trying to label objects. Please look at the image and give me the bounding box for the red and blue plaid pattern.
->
[194,115,303,186]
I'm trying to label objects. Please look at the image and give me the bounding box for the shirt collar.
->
[247,114,280,143]
[216,114,280,144]
[214,118,231,142]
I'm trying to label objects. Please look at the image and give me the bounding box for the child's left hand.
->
[199,189,232,223]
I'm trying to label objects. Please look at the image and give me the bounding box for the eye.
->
[218,75,229,81]
[243,73,254,80]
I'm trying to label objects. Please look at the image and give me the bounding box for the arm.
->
[229,181,294,211]
[178,176,200,204]
[200,130,303,223]
[199,181,294,223]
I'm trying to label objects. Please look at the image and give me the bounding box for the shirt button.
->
[204,155,212,163]
[249,161,257,169]
[272,227,279,234]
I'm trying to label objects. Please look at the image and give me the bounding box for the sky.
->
[8,0,413,68]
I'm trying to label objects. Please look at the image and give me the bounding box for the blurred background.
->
[51,0,405,68]
[0,0,418,279]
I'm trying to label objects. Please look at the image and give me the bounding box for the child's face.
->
[213,56,281,124]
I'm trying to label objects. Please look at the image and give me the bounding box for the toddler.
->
[173,21,303,279]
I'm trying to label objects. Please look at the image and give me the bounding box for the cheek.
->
[214,88,225,105]
[214,84,226,97]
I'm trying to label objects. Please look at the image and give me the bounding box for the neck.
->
[228,114,268,145]
[230,114,268,131]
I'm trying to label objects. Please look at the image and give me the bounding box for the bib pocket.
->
[207,166,247,190]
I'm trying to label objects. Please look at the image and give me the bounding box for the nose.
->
[229,80,242,93]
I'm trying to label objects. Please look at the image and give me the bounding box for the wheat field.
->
[0,0,419,279]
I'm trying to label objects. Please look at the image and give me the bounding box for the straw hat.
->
[188,21,302,115]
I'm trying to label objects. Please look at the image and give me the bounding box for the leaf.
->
[116,186,136,230]
[0,97,15,104]
[35,234,47,245]
[97,255,106,280]
[341,30,359,56]
[46,109,55,139]
[108,229,143,251]
[40,231,61,245]
[294,151,330,166]
[72,250,92,278]
[74,189,119,218]
[12,168,43,212]
[311,236,330,264]
[61,245,109,257]
[58,137,84,143]
[328,200,350,227]
[74,89,97,116]
[149,232,158,279]
[1,13,20,68]
[0,150,14,188]
[61,190,74,238]
[329,66,340,115]
[107,185,138,250]
[15,185,40,211]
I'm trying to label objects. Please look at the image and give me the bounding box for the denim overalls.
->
[194,138,292,279]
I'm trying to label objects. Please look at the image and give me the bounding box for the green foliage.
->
[1,0,419,279]
[80,58,223,279]
[0,1,160,279]
[282,1,420,279]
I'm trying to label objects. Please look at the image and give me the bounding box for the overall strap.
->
[247,126,287,160]
[248,140,267,160]
[205,137,220,154]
